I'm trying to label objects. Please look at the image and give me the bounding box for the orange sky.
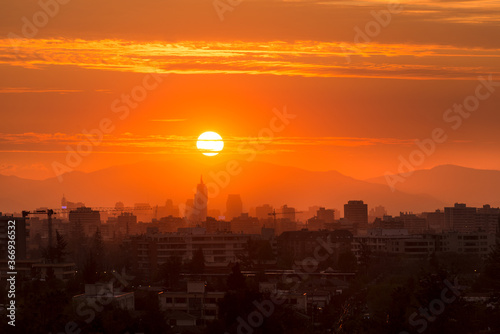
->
[1,0,500,181]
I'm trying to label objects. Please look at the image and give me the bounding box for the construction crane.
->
[22,206,154,243]
[22,209,55,249]
[268,208,304,225]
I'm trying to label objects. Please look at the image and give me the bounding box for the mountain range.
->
[0,161,497,216]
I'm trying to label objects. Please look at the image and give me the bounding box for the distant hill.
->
[0,159,444,215]
[366,164,500,208]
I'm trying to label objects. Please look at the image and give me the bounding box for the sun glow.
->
[196,132,224,156]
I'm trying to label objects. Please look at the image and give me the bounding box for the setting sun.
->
[196,131,224,156]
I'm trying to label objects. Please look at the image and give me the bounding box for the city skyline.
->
[0,0,499,183]
[2,1,500,333]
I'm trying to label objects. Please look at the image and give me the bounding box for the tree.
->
[189,248,205,274]
[70,219,87,268]
[482,237,500,289]
[358,241,372,276]
[82,251,99,284]
[54,230,68,263]
[92,227,104,271]
[227,262,246,291]
[159,256,182,288]
[338,250,358,272]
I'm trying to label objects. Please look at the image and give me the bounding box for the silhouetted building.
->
[445,203,476,232]
[281,205,297,222]
[278,229,353,263]
[117,212,137,236]
[476,204,500,234]
[344,200,368,232]
[133,203,153,223]
[130,230,252,278]
[69,207,100,237]
[443,203,499,233]
[372,216,404,230]
[158,216,186,233]
[231,213,260,234]
[155,199,180,219]
[203,217,230,233]
[307,207,334,230]
[185,199,194,218]
[275,218,297,236]
[368,205,387,223]
[307,216,325,230]
[421,209,445,233]
[60,195,85,220]
[256,204,273,220]
[317,207,335,224]
[429,231,495,255]
[226,194,242,220]
[354,229,495,258]
[191,177,208,222]
[399,212,427,234]
[159,281,224,322]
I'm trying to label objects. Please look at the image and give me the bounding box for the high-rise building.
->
[398,212,427,234]
[344,200,368,232]
[164,199,179,217]
[421,210,445,232]
[476,204,500,234]
[117,212,137,236]
[60,195,85,220]
[281,205,296,222]
[133,203,153,223]
[369,205,387,223]
[307,207,335,230]
[444,203,477,232]
[203,217,231,233]
[278,230,353,262]
[231,213,260,234]
[130,230,253,278]
[256,204,273,220]
[317,207,335,224]
[69,207,101,237]
[184,199,194,219]
[191,176,208,222]
[226,194,242,220]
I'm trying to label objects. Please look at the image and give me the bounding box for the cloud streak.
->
[0,132,474,157]
[0,87,84,94]
[0,39,498,80]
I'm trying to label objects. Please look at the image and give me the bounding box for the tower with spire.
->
[191,175,208,222]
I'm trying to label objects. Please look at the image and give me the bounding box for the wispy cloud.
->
[0,132,455,156]
[150,119,187,122]
[0,87,84,94]
[0,39,498,80]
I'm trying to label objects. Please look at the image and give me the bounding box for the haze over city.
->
[1,0,500,333]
